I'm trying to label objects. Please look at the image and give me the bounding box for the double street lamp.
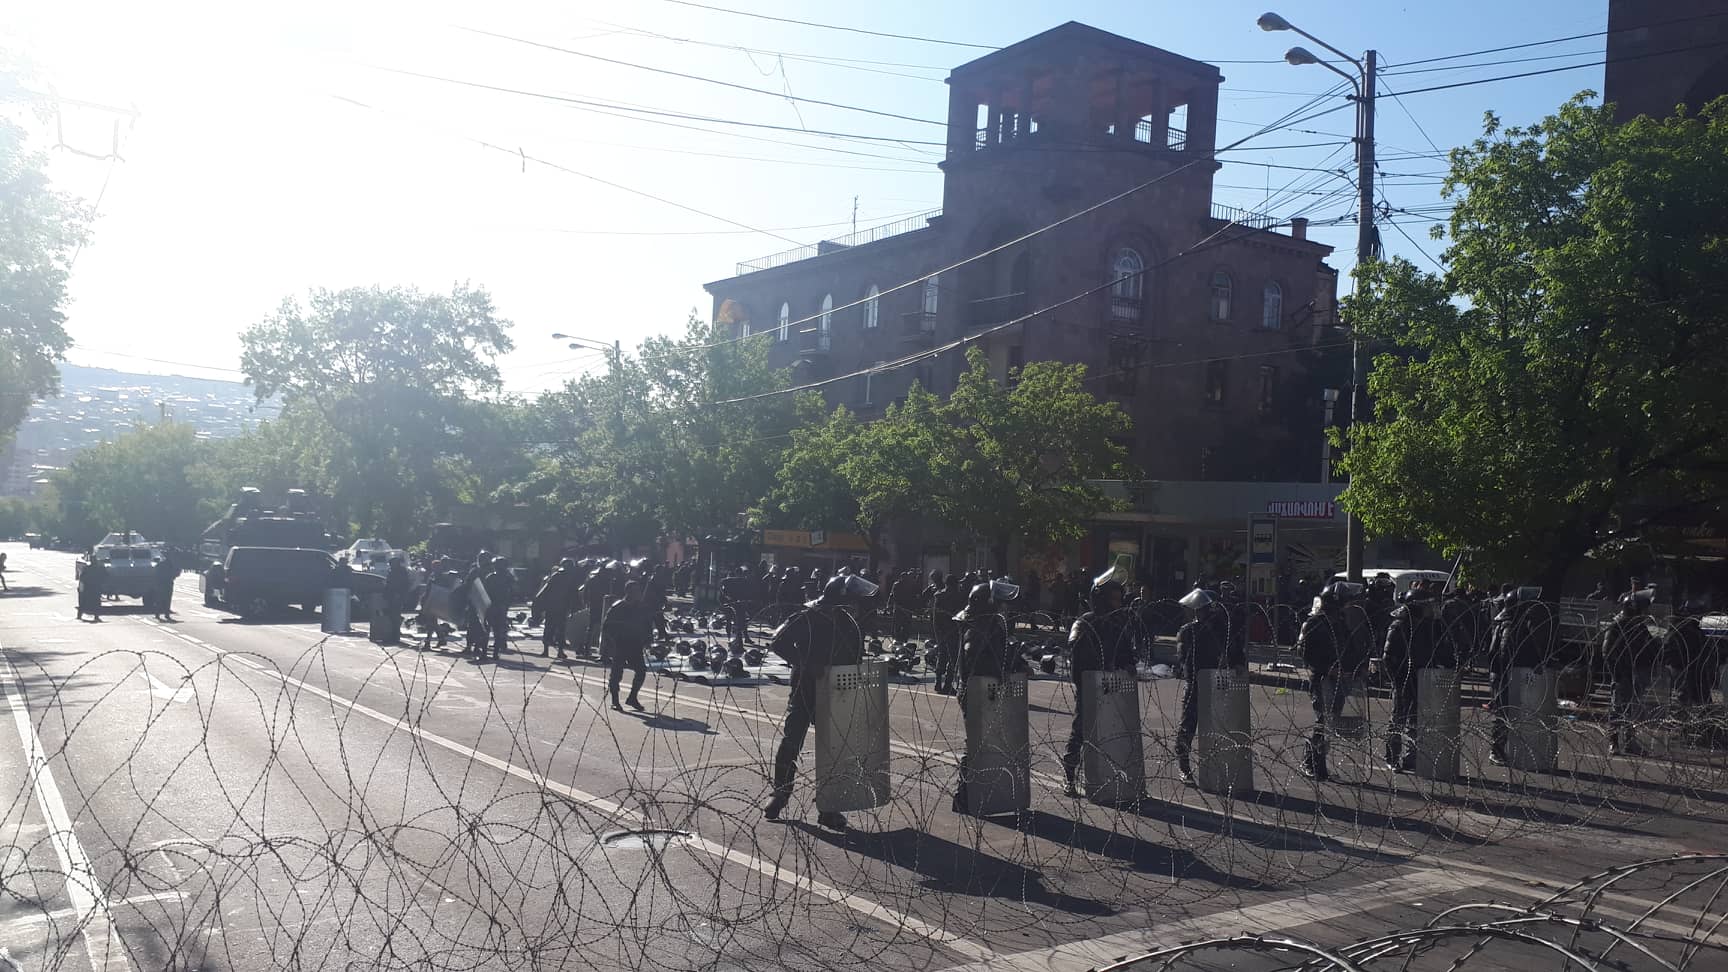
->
[1258,12,1378,584]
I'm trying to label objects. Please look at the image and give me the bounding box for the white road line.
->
[0,652,134,972]
[138,669,191,704]
[0,892,185,932]
[141,620,994,963]
[934,867,1480,972]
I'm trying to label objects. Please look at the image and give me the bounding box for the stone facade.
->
[1605,0,1728,121]
[706,23,1341,486]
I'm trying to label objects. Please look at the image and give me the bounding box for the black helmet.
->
[814,572,879,608]
[966,582,996,614]
[1090,579,1126,611]
[1618,590,1652,615]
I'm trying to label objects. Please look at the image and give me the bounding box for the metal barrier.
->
[322,588,351,634]
[815,660,891,812]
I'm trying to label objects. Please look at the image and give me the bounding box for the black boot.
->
[1061,754,1081,796]
[817,811,848,831]
[764,791,790,821]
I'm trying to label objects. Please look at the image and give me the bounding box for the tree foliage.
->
[0,72,91,445]
[769,349,1133,568]
[1339,96,1728,586]
[237,284,516,539]
[51,422,211,546]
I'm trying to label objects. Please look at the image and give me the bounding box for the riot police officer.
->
[1485,586,1555,765]
[483,556,516,660]
[1060,570,1136,795]
[1298,582,1355,781]
[579,559,617,654]
[1381,586,1454,772]
[1603,590,1660,756]
[1173,587,1242,785]
[952,579,1027,814]
[378,555,412,645]
[931,573,967,694]
[601,580,655,711]
[763,573,876,830]
[536,558,580,657]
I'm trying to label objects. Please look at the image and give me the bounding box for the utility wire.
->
[1387,8,1728,68]
[657,0,999,51]
[455,26,947,127]
[1392,38,1728,98]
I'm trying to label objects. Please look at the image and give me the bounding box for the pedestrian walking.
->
[151,552,178,621]
[77,560,108,622]
[484,556,516,660]
[0,550,8,592]
[1298,582,1355,781]
[535,559,578,657]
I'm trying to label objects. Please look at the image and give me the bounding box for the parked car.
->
[211,546,384,619]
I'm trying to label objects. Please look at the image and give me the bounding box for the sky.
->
[6,0,1612,396]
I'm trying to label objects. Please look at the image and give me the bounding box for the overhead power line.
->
[657,0,999,51]
[1388,8,1728,68]
[456,26,947,127]
[1391,38,1728,98]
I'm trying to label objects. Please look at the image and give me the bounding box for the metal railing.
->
[899,311,935,342]
[1210,202,1281,231]
[965,292,1027,329]
[735,209,940,275]
[1109,295,1142,323]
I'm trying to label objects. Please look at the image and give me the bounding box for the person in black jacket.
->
[763,573,874,831]
[1485,587,1554,765]
[601,581,655,711]
[929,573,966,694]
[1381,587,1455,772]
[1172,587,1243,785]
[1298,582,1354,781]
[1668,602,1715,710]
[1059,575,1136,795]
[1603,591,1660,756]
[951,579,1027,813]
[535,559,580,657]
[376,555,411,645]
[579,560,617,655]
[150,553,179,621]
[483,557,515,660]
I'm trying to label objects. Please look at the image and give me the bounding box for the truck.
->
[200,487,331,566]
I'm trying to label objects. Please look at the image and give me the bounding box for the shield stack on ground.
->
[815,660,891,812]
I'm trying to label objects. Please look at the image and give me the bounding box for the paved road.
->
[1,543,1723,971]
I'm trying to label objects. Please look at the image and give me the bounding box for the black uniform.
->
[1667,615,1715,708]
[376,562,411,645]
[1060,607,1136,787]
[765,605,864,802]
[931,582,967,693]
[78,561,108,621]
[483,567,515,658]
[580,566,615,651]
[952,605,1028,810]
[1381,601,1455,768]
[602,596,656,707]
[151,556,178,620]
[536,566,580,655]
[1297,607,1354,777]
[1486,597,1555,758]
[1174,611,1241,772]
[1603,609,1661,749]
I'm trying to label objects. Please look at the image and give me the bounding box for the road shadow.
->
[800,823,1116,917]
[989,810,1269,891]
[1554,766,1728,806]
[1244,786,1474,843]
[636,713,719,735]
[0,586,57,599]
[1132,794,1390,858]
[1351,777,1659,832]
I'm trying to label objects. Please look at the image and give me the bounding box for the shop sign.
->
[1267,500,1337,520]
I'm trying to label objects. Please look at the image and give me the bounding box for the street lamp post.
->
[1259,12,1377,584]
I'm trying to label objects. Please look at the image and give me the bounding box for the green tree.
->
[0,68,91,444]
[238,283,515,540]
[1339,96,1728,589]
[935,349,1133,570]
[51,422,211,547]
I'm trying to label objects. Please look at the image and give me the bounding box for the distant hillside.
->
[12,364,266,452]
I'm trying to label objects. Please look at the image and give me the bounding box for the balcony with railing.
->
[797,329,833,355]
[1209,202,1280,231]
[1109,295,1143,324]
[965,292,1028,331]
[735,209,940,276]
[899,311,936,344]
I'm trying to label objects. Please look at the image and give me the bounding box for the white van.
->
[1331,568,1451,595]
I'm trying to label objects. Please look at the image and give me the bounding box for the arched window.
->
[777,302,790,342]
[819,294,833,349]
[1110,248,1144,321]
[922,275,940,315]
[1262,281,1283,330]
[863,285,880,329]
[1209,270,1233,321]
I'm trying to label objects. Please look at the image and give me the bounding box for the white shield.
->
[1080,670,1144,805]
[321,587,351,634]
[964,673,1030,815]
[1196,667,1254,796]
[815,661,891,812]
[1505,667,1559,772]
[1414,668,1461,782]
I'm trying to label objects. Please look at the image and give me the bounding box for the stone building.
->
[1605,0,1728,121]
[704,22,1358,588]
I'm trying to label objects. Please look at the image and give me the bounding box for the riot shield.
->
[1080,670,1144,805]
[1414,668,1461,782]
[468,577,492,616]
[423,581,461,625]
[1319,676,1370,739]
[815,660,891,812]
[321,588,352,634]
[963,673,1030,816]
[1195,667,1254,795]
[1505,667,1559,772]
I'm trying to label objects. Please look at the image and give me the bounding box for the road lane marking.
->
[934,868,1479,972]
[0,892,185,932]
[139,620,994,963]
[0,651,134,972]
[138,669,192,704]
